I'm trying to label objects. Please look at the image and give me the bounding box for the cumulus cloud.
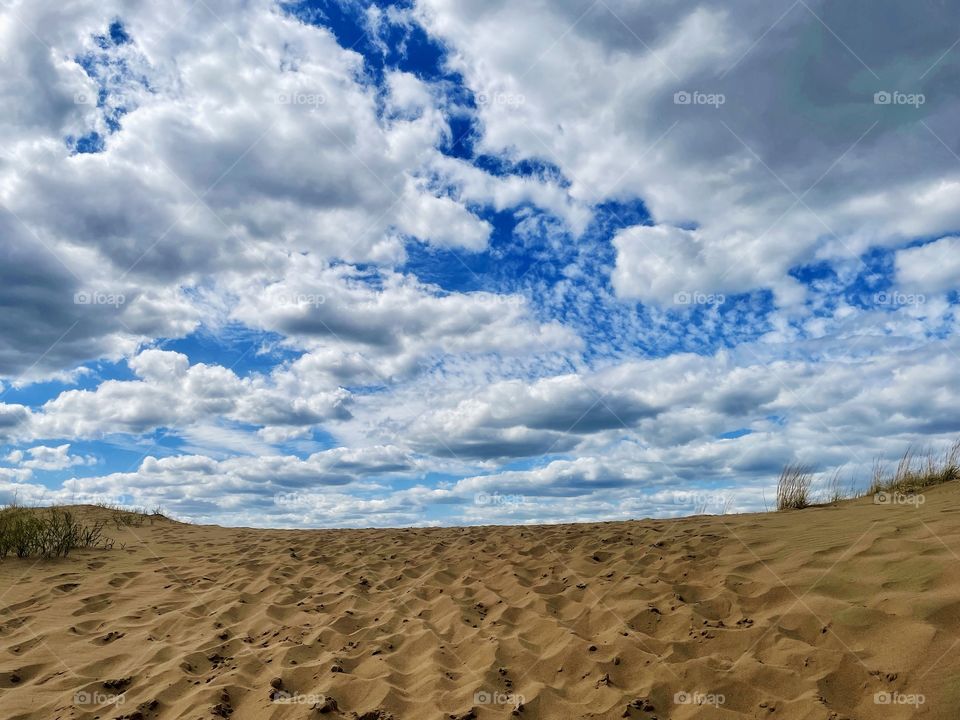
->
[895,236,960,294]
[0,405,32,440]
[417,0,960,302]
[0,0,499,378]
[27,349,351,441]
[612,224,763,305]
[3,336,957,527]
[227,257,577,369]
[407,374,659,460]
[39,445,424,524]
[6,444,94,472]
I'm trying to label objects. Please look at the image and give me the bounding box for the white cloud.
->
[227,257,578,377]
[895,236,960,294]
[0,443,94,483]
[1,0,959,528]
[611,224,766,304]
[27,349,351,442]
[417,0,960,303]
[0,0,499,378]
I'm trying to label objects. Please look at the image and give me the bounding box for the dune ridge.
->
[2,486,960,719]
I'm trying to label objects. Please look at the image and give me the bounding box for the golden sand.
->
[2,486,959,719]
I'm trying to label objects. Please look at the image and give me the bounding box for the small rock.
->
[356,711,390,720]
[316,695,339,713]
[104,677,131,690]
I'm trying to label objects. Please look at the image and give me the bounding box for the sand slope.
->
[2,486,960,719]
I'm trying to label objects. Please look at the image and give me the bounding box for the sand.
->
[2,486,959,720]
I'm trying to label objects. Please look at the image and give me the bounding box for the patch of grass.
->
[93,502,165,528]
[867,440,960,497]
[822,468,851,504]
[0,506,115,560]
[776,463,813,511]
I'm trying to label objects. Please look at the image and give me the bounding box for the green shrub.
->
[0,507,113,560]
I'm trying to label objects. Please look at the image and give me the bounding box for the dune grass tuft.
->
[773,440,960,513]
[776,463,813,511]
[867,441,960,497]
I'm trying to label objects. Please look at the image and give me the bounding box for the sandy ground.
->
[1,486,959,720]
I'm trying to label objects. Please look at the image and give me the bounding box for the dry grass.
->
[867,440,960,496]
[93,502,158,529]
[773,440,960,512]
[822,468,852,504]
[776,463,813,510]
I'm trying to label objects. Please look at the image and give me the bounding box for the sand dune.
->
[2,486,959,719]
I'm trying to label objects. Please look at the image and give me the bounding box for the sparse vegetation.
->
[773,440,960,513]
[776,463,813,511]
[93,502,166,528]
[823,468,849,504]
[0,506,114,560]
[867,441,960,497]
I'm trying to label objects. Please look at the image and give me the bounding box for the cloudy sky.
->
[1,0,959,527]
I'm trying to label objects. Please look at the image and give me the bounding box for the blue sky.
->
[1,0,960,526]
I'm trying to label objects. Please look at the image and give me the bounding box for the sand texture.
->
[2,486,960,719]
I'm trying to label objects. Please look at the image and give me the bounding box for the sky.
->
[1,0,959,527]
